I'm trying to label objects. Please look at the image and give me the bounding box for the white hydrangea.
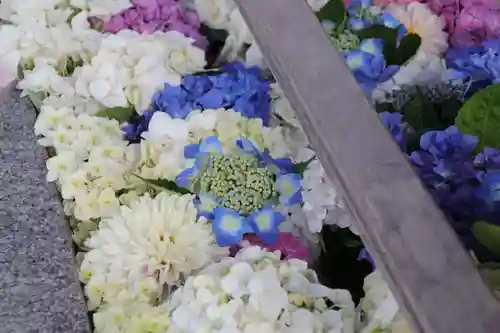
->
[93,301,170,333]
[269,84,358,235]
[80,192,227,310]
[358,271,412,333]
[73,30,205,111]
[36,96,139,222]
[18,59,76,97]
[167,246,356,333]
[0,0,72,25]
[69,0,133,17]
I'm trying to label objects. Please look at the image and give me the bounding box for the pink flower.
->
[230,233,311,263]
[421,0,500,46]
[101,0,207,49]
[374,0,419,7]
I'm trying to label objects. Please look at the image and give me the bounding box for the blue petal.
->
[175,167,198,189]
[236,136,261,156]
[276,173,303,205]
[248,207,286,245]
[379,13,402,29]
[212,208,249,246]
[348,18,367,31]
[184,143,200,159]
[197,88,225,109]
[199,136,222,154]
[194,192,218,218]
[194,154,211,172]
[345,50,369,71]
[359,38,383,57]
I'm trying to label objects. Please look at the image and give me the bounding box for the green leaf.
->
[293,156,316,174]
[133,174,191,195]
[354,25,399,65]
[95,106,135,124]
[455,83,500,151]
[316,0,346,26]
[394,33,421,66]
[479,266,500,291]
[472,221,500,258]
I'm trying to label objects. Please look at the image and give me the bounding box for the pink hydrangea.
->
[230,233,311,263]
[373,0,420,7]
[423,0,500,46]
[102,0,207,49]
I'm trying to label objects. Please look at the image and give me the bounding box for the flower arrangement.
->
[4,0,500,331]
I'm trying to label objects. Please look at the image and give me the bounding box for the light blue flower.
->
[212,207,251,246]
[276,173,303,205]
[194,191,219,218]
[184,136,223,158]
[236,136,262,156]
[249,206,286,244]
[348,18,369,31]
[175,167,199,190]
[359,38,383,57]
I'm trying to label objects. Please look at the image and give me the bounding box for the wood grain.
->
[233,0,500,332]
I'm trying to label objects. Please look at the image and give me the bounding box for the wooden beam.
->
[234,0,500,332]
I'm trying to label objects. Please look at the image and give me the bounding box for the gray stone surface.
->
[0,83,91,333]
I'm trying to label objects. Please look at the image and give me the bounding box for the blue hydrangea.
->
[343,39,400,96]
[445,40,500,93]
[379,112,406,150]
[409,126,480,216]
[122,62,271,142]
[175,136,303,246]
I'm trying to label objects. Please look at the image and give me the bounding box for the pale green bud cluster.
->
[333,30,360,52]
[200,154,276,215]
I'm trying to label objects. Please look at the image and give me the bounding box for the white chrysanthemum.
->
[80,192,227,310]
[167,246,356,333]
[372,52,446,102]
[387,2,448,57]
[93,301,170,333]
[358,271,412,333]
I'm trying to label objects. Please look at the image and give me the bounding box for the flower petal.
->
[212,208,248,246]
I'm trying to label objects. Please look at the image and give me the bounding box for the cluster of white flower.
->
[167,246,357,333]
[35,96,137,221]
[357,271,412,333]
[80,192,227,310]
[269,84,358,237]
[73,29,205,110]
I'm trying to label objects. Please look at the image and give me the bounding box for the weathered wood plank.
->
[234,0,500,332]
